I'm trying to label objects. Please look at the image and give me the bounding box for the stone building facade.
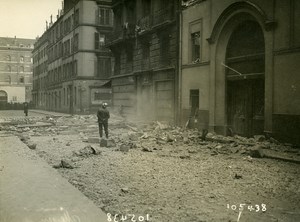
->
[0,37,35,105]
[32,0,113,114]
[180,0,300,144]
[107,0,179,123]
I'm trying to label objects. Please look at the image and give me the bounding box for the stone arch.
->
[208,1,275,135]
[0,90,8,103]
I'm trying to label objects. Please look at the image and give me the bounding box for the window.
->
[142,41,150,60]
[7,55,11,61]
[7,65,11,72]
[98,58,111,78]
[142,0,151,16]
[95,33,105,50]
[98,8,112,25]
[160,34,170,66]
[20,56,24,62]
[74,34,79,51]
[73,60,77,75]
[19,76,25,83]
[191,31,200,62]
[63,88,66,105]
[114,54,120,75]
[12,96,17,101]
[190,89,199,116]
[74,9,79,26]
[189,20,202,63]
[20,66,24,73]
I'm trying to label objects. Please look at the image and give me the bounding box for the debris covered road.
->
[1,110,300,222]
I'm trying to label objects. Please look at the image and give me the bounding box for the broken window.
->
[191,31,200,62]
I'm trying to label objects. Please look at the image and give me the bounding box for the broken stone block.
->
[121,187,129,193]
[20,135,30,142]
[142,146,152,152]
[100,139,107,147]
[166,133,175,142]
[27,142,37,150]
[249,145,265,158]
[88,137,100,143]
[61,159,74,169]
[254,135,265,142]
[107,139,116,148]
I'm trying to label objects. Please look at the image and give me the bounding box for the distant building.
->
[180,0,300,144]
[0,37,35,105]
[32,0,113,114]
[107,0,179,122]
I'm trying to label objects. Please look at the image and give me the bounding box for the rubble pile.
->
[1,113,299,163]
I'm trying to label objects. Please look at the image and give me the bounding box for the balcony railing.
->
[106,23,136,45]
[137,15,151,33]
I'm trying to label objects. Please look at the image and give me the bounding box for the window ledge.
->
[182,61,210,68]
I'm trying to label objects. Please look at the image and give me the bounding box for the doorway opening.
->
[226,21,265,137]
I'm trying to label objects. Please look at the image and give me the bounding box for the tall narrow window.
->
[114,54,120,75]
[191,31,200,62]
[98,58,111,78]
[160,34,170,66]
[74,34,79,51]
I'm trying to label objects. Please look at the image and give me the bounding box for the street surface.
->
[0,109,300,222]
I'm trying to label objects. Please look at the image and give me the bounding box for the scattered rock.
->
[142,146,152,152]
[61,159,74,169]
[166,133,175,142]
[249,145,265,158]
[234,173,243,179]
[107,139,116,148]
[254,135,265,142]
[27,141,37,150]
[66,142,70,146]
[74,145,100,157]
[120,144,130,153]
[121,187,129,193]
[179,154,191,159]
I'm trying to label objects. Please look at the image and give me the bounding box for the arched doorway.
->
[226,21,265,137]
[0,90,8,103]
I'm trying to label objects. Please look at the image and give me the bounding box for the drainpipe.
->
[177,0,183,126]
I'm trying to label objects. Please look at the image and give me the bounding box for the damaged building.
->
[180,0,300,144]
[107,0,179,123]
[32,0,113,114]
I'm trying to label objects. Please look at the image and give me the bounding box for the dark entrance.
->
[226,21,265,137]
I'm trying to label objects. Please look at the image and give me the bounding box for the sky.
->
[0,0,62,39]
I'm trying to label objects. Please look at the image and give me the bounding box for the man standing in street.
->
[97,102,110,139]
[24,102,29,117]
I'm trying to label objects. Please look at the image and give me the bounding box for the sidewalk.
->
[0,136,107,222]
[30,109,71,117]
